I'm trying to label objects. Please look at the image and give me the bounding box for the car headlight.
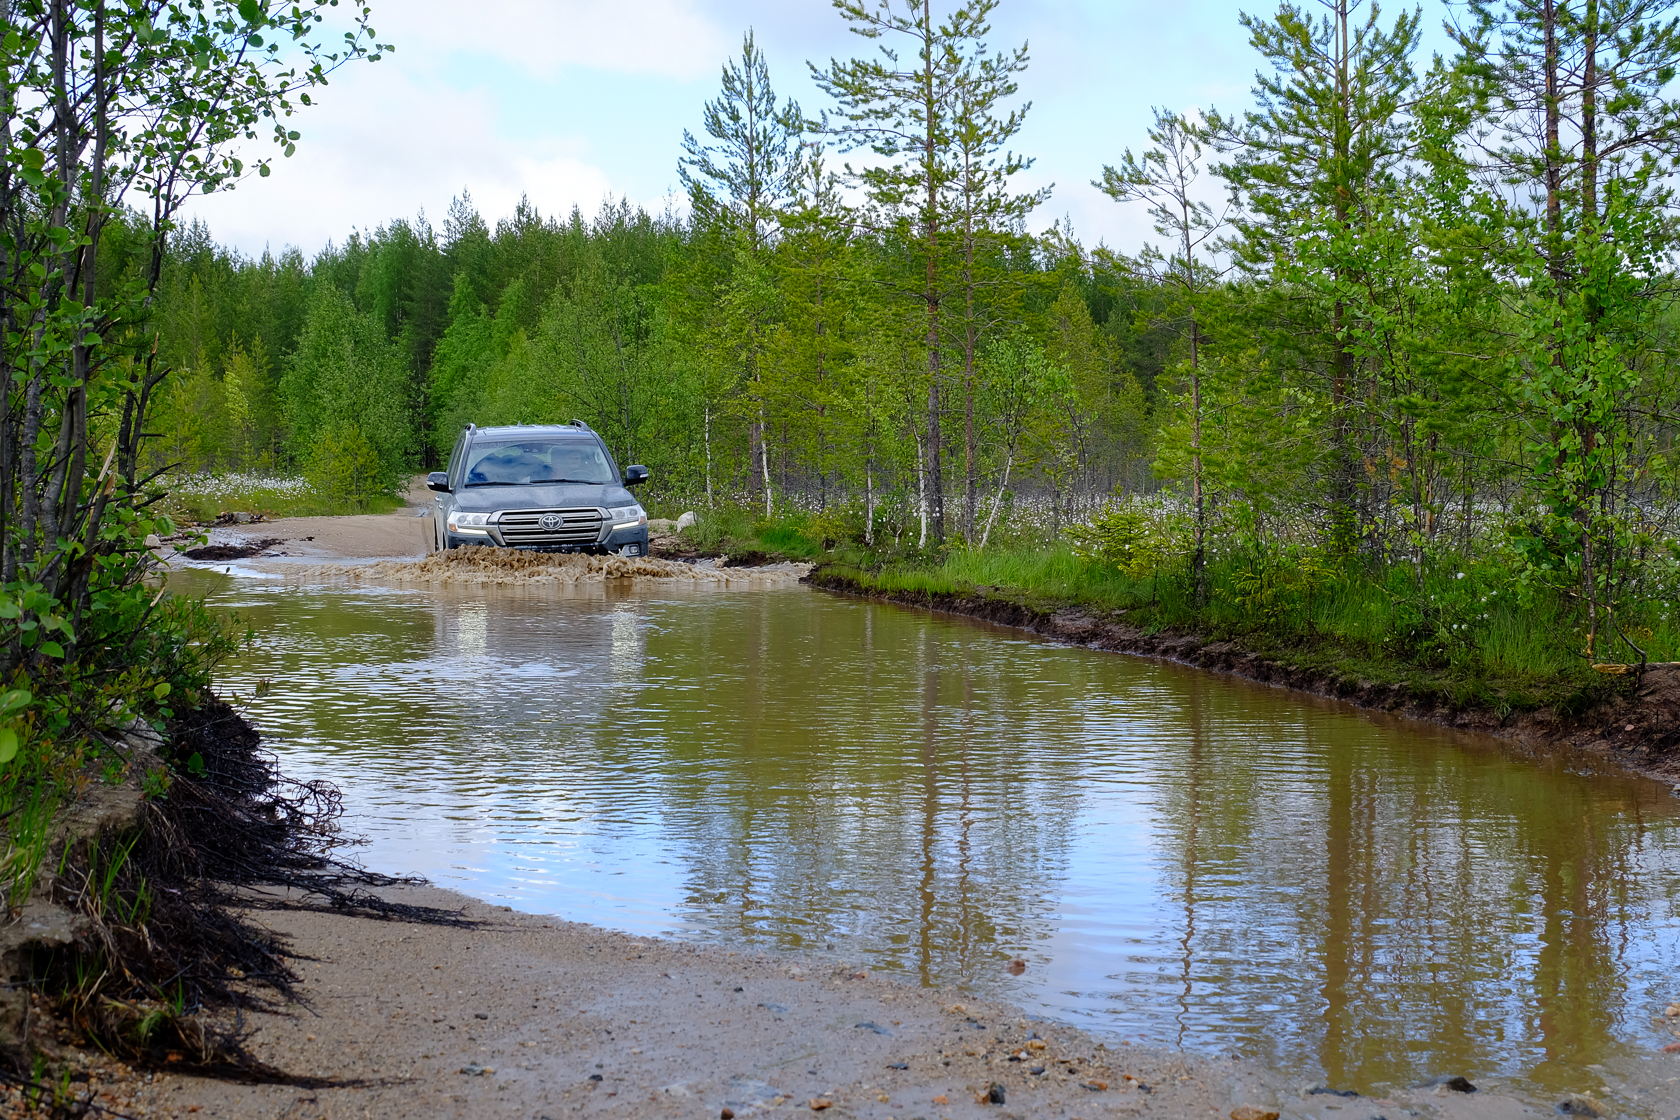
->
[448,510,493,533]
[607,505,646,528]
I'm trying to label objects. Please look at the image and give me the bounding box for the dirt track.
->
[177,512,436,562]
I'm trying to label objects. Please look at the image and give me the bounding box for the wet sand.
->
[178,512,437,562]
[99,883,1600,1120]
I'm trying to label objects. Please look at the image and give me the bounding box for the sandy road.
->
[113,883,1611,1120]
[147,885,1276,1120]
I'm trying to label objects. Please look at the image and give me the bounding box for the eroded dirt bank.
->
[806,570,1680,787]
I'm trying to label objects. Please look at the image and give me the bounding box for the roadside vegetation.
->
[655,496,1629,716]
[0,0,390,1073]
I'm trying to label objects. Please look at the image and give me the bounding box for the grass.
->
[822,540,1634,715]
[501,495,1662,716]
[160,471,405,524]
[669,494,1634,716]
[648,502,836,562]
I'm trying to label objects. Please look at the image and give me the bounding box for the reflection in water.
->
[180,572,1680,1099]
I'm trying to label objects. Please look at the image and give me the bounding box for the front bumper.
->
[445,516,649,555]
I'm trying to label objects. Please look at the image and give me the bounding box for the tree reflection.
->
[214,584,1680,1098]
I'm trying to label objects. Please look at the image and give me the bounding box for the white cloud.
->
[181,63,618,254]
[380,0,730,80]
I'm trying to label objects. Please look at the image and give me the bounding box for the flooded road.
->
[181,572,1680,1102]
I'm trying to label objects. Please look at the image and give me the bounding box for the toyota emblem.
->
[538,513,563,531]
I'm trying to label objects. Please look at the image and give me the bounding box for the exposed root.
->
[25,697,471,1074]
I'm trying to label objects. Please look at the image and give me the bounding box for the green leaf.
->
[185,751,206,777]
[154,681,171,700]
[238,0,264,22]
[0,728,17,766]
[38,641,64,659]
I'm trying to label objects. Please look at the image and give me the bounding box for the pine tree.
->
[680,31,804,511]
[1205,0,1422,551]
[813,0,1002,545]
[1097,108,1227,600]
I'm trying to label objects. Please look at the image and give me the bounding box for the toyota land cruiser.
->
[427,421,651,555]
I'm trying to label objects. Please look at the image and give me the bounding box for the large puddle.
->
[179,572,1680,1102]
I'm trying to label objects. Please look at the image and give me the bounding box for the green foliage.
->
[280,286,414,490]
[304,425,390,512]
[117,0,1680,684]
[1065,500,1188,582]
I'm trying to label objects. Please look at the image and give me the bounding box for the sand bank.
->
[147,884,1271,1120]
[93,882,1602,1120]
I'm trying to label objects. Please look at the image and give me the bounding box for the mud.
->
[168,514,435,564]
[281,546,813,589]
[180,537,284,561]
[806,569,1680,786]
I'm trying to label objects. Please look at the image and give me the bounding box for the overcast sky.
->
[180,0,1458,261]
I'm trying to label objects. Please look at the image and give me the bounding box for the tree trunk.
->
[760,407,773,517]
[921,0,944,546]
[963,184,977,543]
[916,429,928,549]
[979,445,1015,549]
[1543,0,1563,282]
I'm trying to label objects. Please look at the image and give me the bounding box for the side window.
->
[595,438,620,479]
[446,433,467,490]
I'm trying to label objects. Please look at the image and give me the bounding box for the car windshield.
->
[463,439,615,486]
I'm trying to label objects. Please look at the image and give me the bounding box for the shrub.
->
[304,424,390,512]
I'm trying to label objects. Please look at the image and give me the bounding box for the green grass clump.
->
[826,540,1623,717]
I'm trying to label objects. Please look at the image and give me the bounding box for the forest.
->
[130,0,1680,689]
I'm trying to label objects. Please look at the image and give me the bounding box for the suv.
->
[427,421,651,555]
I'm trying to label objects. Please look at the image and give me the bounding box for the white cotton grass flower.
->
[169,472,313,499]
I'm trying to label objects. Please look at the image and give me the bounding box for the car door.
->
[436,431,467,552]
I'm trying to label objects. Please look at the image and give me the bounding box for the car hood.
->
[450,483,636,512]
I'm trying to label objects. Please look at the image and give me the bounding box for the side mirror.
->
[426,471,450,493]
[623,465,650,487]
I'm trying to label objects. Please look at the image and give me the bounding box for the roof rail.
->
[568,418,593,432]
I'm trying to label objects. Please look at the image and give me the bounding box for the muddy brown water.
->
[173,570,1680,1105]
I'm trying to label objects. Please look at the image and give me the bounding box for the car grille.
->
[497,507,604,548]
